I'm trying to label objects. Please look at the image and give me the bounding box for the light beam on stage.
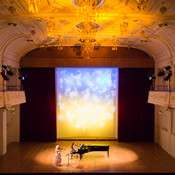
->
[56,68,118,139]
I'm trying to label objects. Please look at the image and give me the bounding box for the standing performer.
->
[55,145,62,166]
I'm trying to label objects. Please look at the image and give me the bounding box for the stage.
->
[0,141,175,173]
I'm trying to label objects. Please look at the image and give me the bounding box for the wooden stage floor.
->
[0,141,175,174]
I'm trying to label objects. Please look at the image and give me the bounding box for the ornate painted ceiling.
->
[0,0,175,67]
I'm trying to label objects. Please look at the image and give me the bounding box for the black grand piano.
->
[71,144,109,160]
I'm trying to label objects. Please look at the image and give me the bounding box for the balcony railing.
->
[150,85,169,91]
[0,84,23,91]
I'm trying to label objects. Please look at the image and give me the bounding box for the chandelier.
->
[28,0,41,13]
[73,0,104,58]
[73,0,104,23]
[77,22,99,57]
[136,0,149,11]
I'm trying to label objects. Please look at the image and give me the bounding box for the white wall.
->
[0,67,21,155]
[155,106,175,158]
[7,105,20,144]
[154,52,175,158]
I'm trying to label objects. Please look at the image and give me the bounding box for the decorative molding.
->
[148,91,175,109]
[170,92,175,108]
[148,91,169,108]
[3,91,26,110]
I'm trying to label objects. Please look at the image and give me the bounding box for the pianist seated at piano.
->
[71,142,78,159]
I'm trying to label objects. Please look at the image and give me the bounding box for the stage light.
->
[1,64,14,75]
[157,71,165,76]
[7,70,13,75]
[1,70,9,81]
[148,75,156,81]
[164,70,172,81]
[18,68,27,80]
[148,70,156,81]
[164,65,171,71]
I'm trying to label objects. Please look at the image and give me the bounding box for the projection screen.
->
[56,68,118,139]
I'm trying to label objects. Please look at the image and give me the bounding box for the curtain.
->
[20,68,56,142]
[118,68,154,142]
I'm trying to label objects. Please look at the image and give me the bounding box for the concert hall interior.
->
[1,0,175,174]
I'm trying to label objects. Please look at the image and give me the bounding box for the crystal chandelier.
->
[77,22,99,57]
[73,0,104,23]
[28,0,41,13]
[73,0,103,57]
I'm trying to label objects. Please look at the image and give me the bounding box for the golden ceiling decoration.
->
[136,0,149,11]
[73,0,104,23]
[28,0,41,13]
[13,0,169,57]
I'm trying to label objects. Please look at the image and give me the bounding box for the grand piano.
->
[71,144,109,160]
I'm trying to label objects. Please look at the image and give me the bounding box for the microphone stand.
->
[66,153,72,168]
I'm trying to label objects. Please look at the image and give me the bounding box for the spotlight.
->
[1,70,9,81]
[18,76,25,80]
[157,71,165,76]
[1,64,13,75]
[148,70,156,81]
[148,75,156,81]
[1,64,8,70]
[164,65,171,71]
[164,70,172,81]
[7,70,13,75]
[18,69,27,80]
